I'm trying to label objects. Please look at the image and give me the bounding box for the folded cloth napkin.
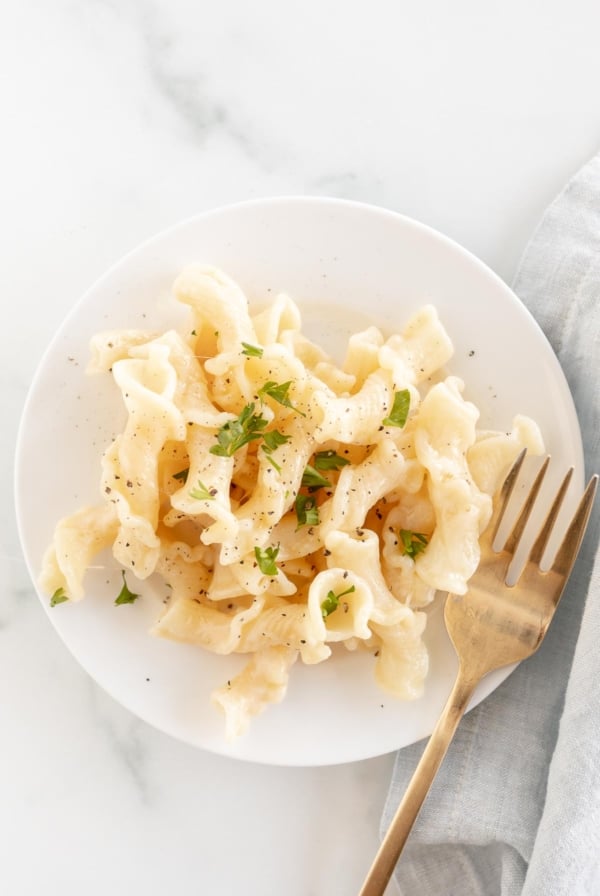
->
[381,152,600,896]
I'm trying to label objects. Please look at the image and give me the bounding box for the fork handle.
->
[358,668,479,896]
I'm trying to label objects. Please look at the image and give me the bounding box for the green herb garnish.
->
[173,467,189,483]
[241,342,264,358]
[254,544,280,576]
[382,389,411,428]
[301,464,331,491]
[295,494,320,529]
[210,403,269,457]
[258,380,305,416]
[189,479,217,500]
[264,455,282,473]
[262,430,290,453]
[50,587,68,607]
[114,571,140,606]
[321,585,356,618]
[261,429,291,473]
[313,449,350,472]
[399,529,429,559]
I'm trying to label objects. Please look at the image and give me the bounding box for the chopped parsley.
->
[296,451,348,501]
[210,403,269,456]
[262,429,290,453]
[262,429,291,473]
[241,342,264,358]
[189,479,217,500]
[172,467,189,483]
[114,570,141,606]
[295,493,320,529]
[254,544,280,576]
[257,380,305,416]
[50,587,68,607]
[321,585,356,618]
[264,455,282,474]
[382,389,411,428]
[301,464,331,491]
[399,529,429,559]
[313,449,350,472]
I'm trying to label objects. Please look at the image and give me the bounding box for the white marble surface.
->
[3,2,600,894]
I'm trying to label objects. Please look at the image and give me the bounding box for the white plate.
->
[15,197,584,766]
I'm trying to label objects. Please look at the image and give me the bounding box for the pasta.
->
[39,264,545,738]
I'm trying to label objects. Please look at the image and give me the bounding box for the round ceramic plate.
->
[15,197,584,766]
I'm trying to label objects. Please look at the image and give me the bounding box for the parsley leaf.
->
[189,479,217,500]
[50,587,68,607]
[399,529,429,559]
[172,467,189,483]
[264,454,282,473]
[114,570,140,605]
[262,430,291,453]
[301,464,330,491]
[313,449,350,472]
[210,403,269,457]
[321,584,356,618]
[241,342,264,358]
[254,544,280,576]
[382,389,411,428]
[258,380,305,416]
[261,429,291,473]
[295,494,320,528]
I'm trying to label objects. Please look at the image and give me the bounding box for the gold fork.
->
[359,451,598,896]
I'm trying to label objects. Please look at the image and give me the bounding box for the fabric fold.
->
[382,151,600,896]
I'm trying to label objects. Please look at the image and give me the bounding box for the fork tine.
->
[551,474,598,579]
[486,448,527,546]
[529,467,573,565]
[502,455,550,556]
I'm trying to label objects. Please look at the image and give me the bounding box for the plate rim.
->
[14,196,585,766]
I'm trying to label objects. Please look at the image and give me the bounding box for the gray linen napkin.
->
[381,152,600,896]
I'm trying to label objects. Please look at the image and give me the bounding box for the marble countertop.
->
[3,2,600,894]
